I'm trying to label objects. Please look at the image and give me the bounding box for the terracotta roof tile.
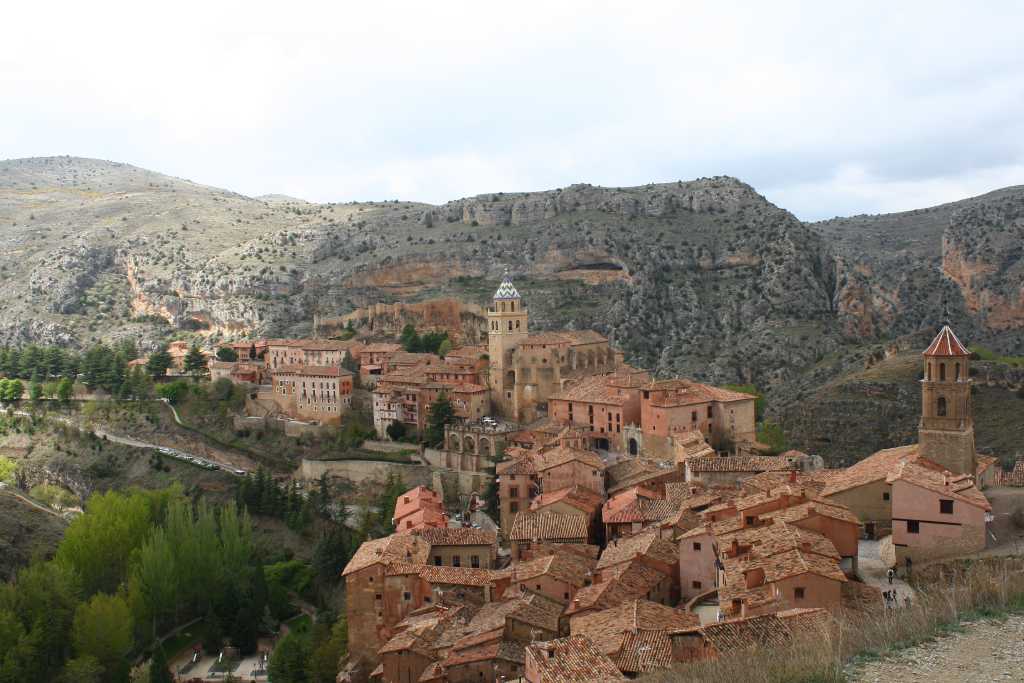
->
[596,530,678,570]
[530,485,605,515]
[535,446,607,472]
[686,455,794,473]
[509,511,590,542]
[527,636,626,682]
[613,629,674,673]
[886,461,991,510]
[602,498,677,525]
[821,444,921,496]
[644,379,756,407]
[419,566,501,587]
[923,325,970,357]
[513,552,597,589]
[417,527,497,547]
[1004,460,1024,487]
[566,561,669,616]
[570,600,699,657]
[342,534,431,576]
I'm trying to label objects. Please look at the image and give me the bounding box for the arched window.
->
[937,396,947,416]
[939,363,946,381]
[927,363,931,381]
[501,302,506,312]
[955,363,960,381]
[511,301,515,312]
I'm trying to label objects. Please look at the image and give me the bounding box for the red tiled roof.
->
[512,552,597,589]
[417,527,497,547]
[570,600,698,658]
[596,529,678,570]
[886,461,991,510]
[530,485,605,515]
[418,566,500,587]
[509,511,590,542]
[602,498,676,525]
[686,456,794,473]
[527,636,626,682]
[613,629,674,674]
[644,379,756,407]
[923,325,969,357]
[274,364,352,377]
[342,534,431,576]
[535,446,607,472]
[821,444,921,496]
[566,561,669,616]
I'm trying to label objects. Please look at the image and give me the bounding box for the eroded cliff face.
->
[317,298,488,343]
[943,198,1024,332]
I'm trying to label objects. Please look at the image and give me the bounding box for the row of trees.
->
[0,486,266,683]
[399,324,450,355]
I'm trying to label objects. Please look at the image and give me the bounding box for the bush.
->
[156,380,191,405]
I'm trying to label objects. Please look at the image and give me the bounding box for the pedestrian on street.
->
[887,567,895,584]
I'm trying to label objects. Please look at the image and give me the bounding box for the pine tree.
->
[424,392,454,446]
[146,346,173,380]
[184,345,208,377]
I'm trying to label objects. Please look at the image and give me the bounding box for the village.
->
[193,274,1023,683]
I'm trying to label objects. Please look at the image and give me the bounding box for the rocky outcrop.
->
[317,298,488,343]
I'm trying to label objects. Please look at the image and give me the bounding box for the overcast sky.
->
[3,1,1022,220]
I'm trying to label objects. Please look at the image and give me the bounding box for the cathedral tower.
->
[487,273,528,419]
[918,325,976,475]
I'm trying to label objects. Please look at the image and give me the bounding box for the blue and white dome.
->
[493,274,521,300]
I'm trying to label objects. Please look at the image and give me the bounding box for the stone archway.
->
[464,435,477,455]
[479,437,491,458]
[449,432,463,452]
[628,438,639,456]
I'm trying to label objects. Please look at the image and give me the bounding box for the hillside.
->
[1,156,1022,461]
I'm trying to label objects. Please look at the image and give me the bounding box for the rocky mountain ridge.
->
[1,156,1022,460]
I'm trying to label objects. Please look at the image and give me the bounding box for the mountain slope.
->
[1,156,1022,461]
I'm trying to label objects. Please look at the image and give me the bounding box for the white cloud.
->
[1,1,1022,219]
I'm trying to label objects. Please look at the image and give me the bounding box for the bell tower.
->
[487,272,528,419]
[918,325,975,475]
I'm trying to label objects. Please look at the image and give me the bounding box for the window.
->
[510,487,519,498]
[937,396,947,416]
[368,576,373,583]
[536,584,541,591]
[510,502,519,513]
[693,542,702,551]
[907,520,920,534]
[375,593,382,600]
[883,492,890,501]
[471,555,480,568]
[794,587,805,600]
[940,363,946,381]
[691,411,697,422]
[692,581,702,589]
[434,556,442,566]
[940,499,954,514]
[745,516,755,526]
[403,592,411,601]
[707,406,713,418]
[563,592,570,600]
[452,556,461,567]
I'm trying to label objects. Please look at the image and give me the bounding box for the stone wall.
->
[299,458,432,487]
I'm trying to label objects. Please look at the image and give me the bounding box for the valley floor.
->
[847,613,1024,682]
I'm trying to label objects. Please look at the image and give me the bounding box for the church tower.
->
[487,273,528,419]
[918,325,976,475]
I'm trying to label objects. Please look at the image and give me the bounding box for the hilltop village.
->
[193,275,1018,683]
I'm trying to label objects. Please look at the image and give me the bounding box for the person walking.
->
[887,567,895,584]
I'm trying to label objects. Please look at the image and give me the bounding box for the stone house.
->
[341,534,431,663]
[266,338,360,371]
[547,369,651,451]
[594,529,679,602]
[496,455,538,534]
[509,551,597,606]
[270,365,353,425]
[393,486,447,532]
[359,342,402,386]
[418,527,498,569]
[639,379,757,458]
[887,461,990,566]
[534,445,607,497]
[508,511,590,561]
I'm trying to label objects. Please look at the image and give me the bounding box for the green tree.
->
[216,347,238,362]
[375,472,407,533]
[340,351,358,374]
[145,346,172,380]
[306,615,347,683]
[156,380,190,405]
[148,647,172,683]
[423,392,454,446]
[437,338,452,358]
[59,655,104,683]
[28,373,42,404]
[385,419,407,441]
[268,631,310,683]
[57,377,74,403]
[56,489,159,597]
[758,420,788,455]
[81,345,114,390]
[129,527,178,640]
[184,345,208,377]
[71,593,133,676]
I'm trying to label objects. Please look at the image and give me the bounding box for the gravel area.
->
[848,613,1024,682]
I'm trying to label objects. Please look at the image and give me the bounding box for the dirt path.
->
[847,613,1024,682]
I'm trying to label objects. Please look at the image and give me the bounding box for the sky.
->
[2,1,1022,220]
